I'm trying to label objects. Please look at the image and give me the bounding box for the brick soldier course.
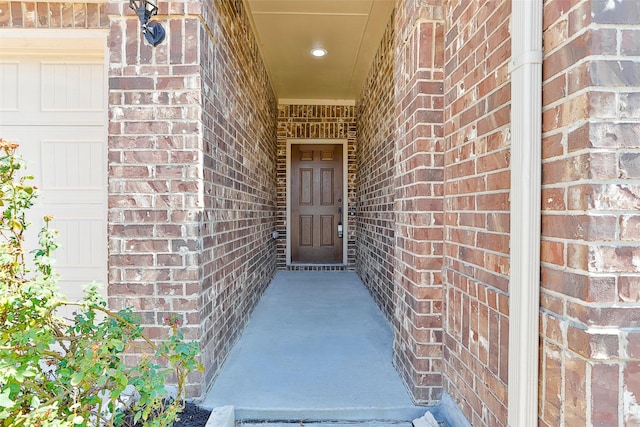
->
[1,0,639,425]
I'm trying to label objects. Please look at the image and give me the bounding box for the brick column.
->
[106,0,204,397]
[540,1,640,425]
[392,0,445,404]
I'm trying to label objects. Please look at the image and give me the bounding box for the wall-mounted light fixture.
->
[129,0,165,47]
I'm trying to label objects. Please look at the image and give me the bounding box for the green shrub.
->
[0,138,202,426]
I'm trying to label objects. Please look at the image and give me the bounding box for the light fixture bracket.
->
[129,0,165,47]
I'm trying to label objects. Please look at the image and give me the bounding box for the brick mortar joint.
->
[443,266,509,296]
[108,13,215,44]
[543,55,635,86]
[399,17,445,49]
[540,334,633,364]
[196,15,216,45]
[543,228,638,240]
[542,23,628,58]
[542,150,630,162]
[541,286,638,309]
[542,86,610,112]
[108,13,202,19]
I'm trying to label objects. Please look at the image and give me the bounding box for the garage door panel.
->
[37,191,105,205]
[41,139,105,190]
[0,133,37,170]
[27,219,106,271]
[0,127,106,190]
[30,204,105,221]
[26,196,106,296]
[50,218,106,268]
[29,203,105,248]
[0,45,107,304]
[41,62,104,112]
[54,279,106,321]
[0,62,19,111]
[0,58,104,126]
[3,113,103,127]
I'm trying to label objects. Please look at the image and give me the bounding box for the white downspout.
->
[508,1,542,426]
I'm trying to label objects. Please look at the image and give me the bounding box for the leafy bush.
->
[0,139,202,426]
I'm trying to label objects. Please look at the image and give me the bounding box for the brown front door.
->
[291,144,343,263]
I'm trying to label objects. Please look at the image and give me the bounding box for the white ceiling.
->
[245,0,395,103]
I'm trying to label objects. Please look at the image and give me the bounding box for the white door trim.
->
[286,138,348,266]
[0,28,108,57]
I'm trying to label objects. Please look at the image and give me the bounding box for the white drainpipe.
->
[508,1,543,426]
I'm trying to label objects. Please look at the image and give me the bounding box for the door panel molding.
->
[286,139,348,265]
[299,168,314,205]
[320,168,335,206]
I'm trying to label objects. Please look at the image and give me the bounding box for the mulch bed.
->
[123,402,212,427]
[173,402,212,427]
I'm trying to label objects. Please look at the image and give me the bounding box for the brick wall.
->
[1,0,211,397]
[0,0,206,396]
[355,0,446,406]
[392,0,445,405]
[106,0,206,397]
[540,1,640,425]
[108,0,277,397]
[1,0,276,399]
[0,1,108,27]
[442,1,511,424]
[9,0,640,421]
[276,104,357,269]
[198,0,278,391]
[356,14,396,321]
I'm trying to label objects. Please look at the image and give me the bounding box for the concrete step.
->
[203,405,445,427]
[235,414,447,427]
[236,422,414,427]
[229,407,428,423]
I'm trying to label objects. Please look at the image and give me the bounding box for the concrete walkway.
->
[200,271,428,424]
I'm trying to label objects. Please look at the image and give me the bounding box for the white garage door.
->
[0,36,107,309]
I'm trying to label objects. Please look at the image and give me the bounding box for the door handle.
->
[337,201,343,238]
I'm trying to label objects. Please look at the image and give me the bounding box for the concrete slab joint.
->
[205,406,234,427]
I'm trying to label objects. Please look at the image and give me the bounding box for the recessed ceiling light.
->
[311,48,327,57]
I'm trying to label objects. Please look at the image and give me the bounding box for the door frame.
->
[286,138,348,266]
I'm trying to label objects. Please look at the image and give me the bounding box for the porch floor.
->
[200,271,428,424]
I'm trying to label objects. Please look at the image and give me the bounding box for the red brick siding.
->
[7,1,638,422]
[107,0,205,396]
[392,1,445,404]
[0,0,206,396]
[355,1,447,406]
[442,1,511,425]
[541,1,640,425]
[108,0,277,397]
[198,0,278,392]
[276,104,357,270]
[0,1,108,28]
[356,13,396,322]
